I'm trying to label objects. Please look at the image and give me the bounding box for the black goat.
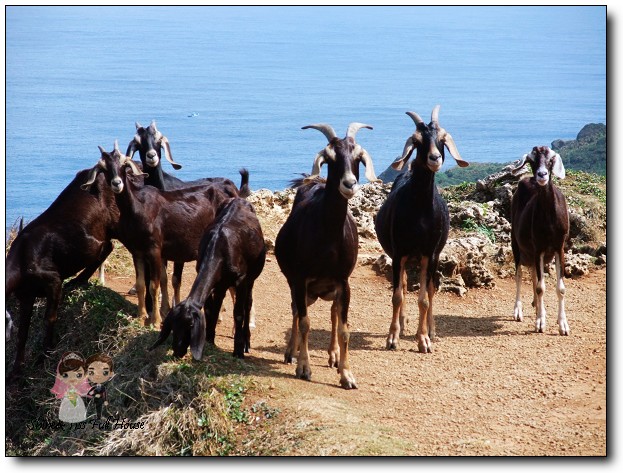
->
[82,143,239,327]
[510,146,570,335]
[125,121,250,312]
[275,122,378,389]
[151,198,266,360]
[5,164,123,378]
[375,106,469,353]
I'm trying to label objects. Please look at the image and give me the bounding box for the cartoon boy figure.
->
[86,353,115,419]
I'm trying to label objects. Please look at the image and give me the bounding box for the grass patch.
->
[5,283,284,456]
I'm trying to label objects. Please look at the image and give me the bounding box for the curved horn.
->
[135,122,143,130]
[391,136,415,171]
[406,111,425,127]
[98,145,106,156]
[160,136,182,170]
[302,124,337,143]
[439,129,469,168]
[431,105,441,124]
[114,140,119,152]
[346,123,373,140]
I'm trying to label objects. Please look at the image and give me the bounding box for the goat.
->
[274,122,378,389]
[375,106,469,353]
[150,197,266,360]
[125,121,251,317]
[510,146,570,335]
[82,142,238,328]
[5,164,123,379]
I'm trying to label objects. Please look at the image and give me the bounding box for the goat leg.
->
[293,283,312,381]
[534,254,547,333]
[387,256,408,350]
[328,300,339,368]
[513,265,524,322]
[233,285,248,359]
[555,249,570,336]
[8,293,35,382]
[337,281,357,389]
[284,296,299,364]
[416,256,432,353]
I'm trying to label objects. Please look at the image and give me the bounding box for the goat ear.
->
[190,310,206,361]
[122,156,149,178]
[511,154,531,176]
[160,136,182,170]
[391,136,415,171]
[440,130,469,168]
[551,152,565,179]
[356,147,380,183]
[150,313,173,350]
[310,149,329,176]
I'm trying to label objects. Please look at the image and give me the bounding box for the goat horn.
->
[123,156,149,177]
[302,124,338,143]
[114,140,119,151]
[346,123,373,140]
[431,105,441,124]
[391,136,415,171]
[406,111,425,127]
[135,122,142,130]
[439,129,469,168]
[160,136,182,170]
[98,145,106,155]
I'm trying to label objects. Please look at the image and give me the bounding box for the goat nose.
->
[147,150,157,158]
[537,170,548,177]
[343,177,357,189]
[430,153,441,162]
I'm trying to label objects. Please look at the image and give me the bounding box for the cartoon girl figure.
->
[50,352,90,423]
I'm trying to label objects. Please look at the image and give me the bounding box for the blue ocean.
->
[4,6,606,232]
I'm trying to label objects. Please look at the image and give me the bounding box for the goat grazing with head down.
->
[510,146,570,335]
[5,162,123,379]
[151,197,266,360]
[82,142,239,328]
[375,106,469,353]
[275,122,378,389]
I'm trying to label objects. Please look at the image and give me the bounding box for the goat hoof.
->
[328,352,338,368]
[417,336,432,353]
[386,336,398,350]
[295,365,311,381]
[340,378,358,390]
[559,324,570,336]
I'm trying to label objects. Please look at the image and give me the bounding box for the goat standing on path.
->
[275,122,378,389]
[151,198,266,360]
[375,106,469,353]
[511,146,570,335]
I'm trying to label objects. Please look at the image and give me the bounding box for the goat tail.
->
[238,168,251,198]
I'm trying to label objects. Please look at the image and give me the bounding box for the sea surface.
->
[4,6,606,232]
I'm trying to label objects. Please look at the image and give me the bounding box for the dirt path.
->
[106,258,606,456]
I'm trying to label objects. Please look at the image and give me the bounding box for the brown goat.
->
[511,146,570,335]
[275,122,378,389]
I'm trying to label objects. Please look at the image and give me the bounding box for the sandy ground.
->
[106,256,606,456]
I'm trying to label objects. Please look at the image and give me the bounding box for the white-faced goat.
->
[510,146,570,335]
[150,198,266,360]
[125,121,252,320]
[82,143,240,328]
[274,122,378,389]
[5,162,123,379]
[375,106,469,353]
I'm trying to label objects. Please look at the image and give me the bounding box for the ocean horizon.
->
[5,5,606,232]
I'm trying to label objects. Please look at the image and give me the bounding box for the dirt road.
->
[107,258,606,456]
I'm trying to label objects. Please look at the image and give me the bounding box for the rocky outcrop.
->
[249,163,605,297]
